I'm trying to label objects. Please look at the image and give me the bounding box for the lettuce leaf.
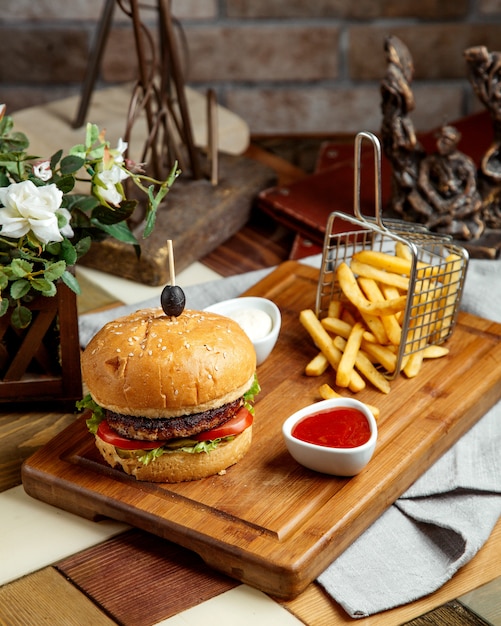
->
[244,373,260,414]
[76,393,105,434]
[136,437,229,465]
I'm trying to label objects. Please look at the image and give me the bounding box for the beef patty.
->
[105,398,244,441]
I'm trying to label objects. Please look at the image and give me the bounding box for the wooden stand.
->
[0,283,82,407]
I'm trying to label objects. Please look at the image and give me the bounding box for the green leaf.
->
[11,305,32,329]
[92,199,137,225]
[60,154,85,175]
[45,241,61,256]
[93,219,139,245]
[85,123,106,160]
[60,238,78,266]
[50,149,63,170]
[74,235,91,259]
[143,208,157,239]
[54,174,76,194]
[85,123,100,149]
[0,115,14,136]
[10,279,31,300]
[68,143,86,160]
[31,278,56,295]
[0,298,9,317]
[44,260,66,282]
[61,270,81,295]
[10,258,32,278]
[65,194,100,213]
[0,273,8,290]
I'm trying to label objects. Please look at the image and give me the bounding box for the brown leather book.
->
[258,111,492,248]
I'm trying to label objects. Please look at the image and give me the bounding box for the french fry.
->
[395,241,412,261]
[381,284,406,325]
[301,245,455,395]
[402,350,424,378]
[337,262,407,316]
[422,345,449,358]
[322,316,379,345]
[355,248,441,280]
[318,383,380,419]
[328,299,343,318]
[436,253,463,340]
[358,277,402,346]
[333,336,391,394]
[359,310,389,345]
[299,309,366,392]
[360,340,397,373]
[353,249,414,276]
[350,259,410,291]
[321,316,352,338]
[341,307,357,326]
[336,322,365,388]
[305,352,329,376]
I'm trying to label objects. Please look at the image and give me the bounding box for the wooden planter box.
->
[0,282,82,407]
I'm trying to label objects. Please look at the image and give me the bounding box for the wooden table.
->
[1,140,500,626]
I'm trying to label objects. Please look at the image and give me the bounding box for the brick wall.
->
[2,0,501,135]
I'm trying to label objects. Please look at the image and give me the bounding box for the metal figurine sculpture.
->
[380,36,425,217]
[407,126,484,240]
[380,36,492,243]
[465,45,501,230]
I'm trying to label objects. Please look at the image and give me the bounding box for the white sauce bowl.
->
[282,398,378,476]
[204,296,281,365]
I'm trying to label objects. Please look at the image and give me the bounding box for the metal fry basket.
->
[316,131,469,379]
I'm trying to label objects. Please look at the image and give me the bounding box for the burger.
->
[78,307,260,482]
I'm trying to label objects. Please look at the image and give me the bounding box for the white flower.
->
[0,180,73,244]
[94,163,129,206]
[33,160,52,182]
[113,138,128,164]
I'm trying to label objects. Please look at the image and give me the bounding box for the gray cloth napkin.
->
[78,256,501,618]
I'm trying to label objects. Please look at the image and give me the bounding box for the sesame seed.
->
[116,348,121,353]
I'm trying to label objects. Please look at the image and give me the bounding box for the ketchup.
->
[292,407,371,448]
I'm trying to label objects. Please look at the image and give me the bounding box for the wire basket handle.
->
[353,131,384,229]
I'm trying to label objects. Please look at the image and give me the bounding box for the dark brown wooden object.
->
[0,282,82,406]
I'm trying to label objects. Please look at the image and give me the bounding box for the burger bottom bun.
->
[94,426,253,483]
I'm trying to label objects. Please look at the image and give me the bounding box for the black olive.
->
[161,285,186,317]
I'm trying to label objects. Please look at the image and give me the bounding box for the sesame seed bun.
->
[82,308,257,419]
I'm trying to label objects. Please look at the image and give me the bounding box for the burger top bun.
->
[82,308,256,419]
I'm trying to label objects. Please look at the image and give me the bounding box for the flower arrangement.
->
[0,105,179,329]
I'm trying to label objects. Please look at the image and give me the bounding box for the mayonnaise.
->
[228,308,273,341]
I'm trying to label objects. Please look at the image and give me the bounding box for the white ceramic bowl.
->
[282,398,378,476]
[204,296,281,365]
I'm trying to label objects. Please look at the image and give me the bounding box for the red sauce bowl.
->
[282,399,378,476]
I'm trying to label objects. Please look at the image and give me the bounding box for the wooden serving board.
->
[22,261,501,600]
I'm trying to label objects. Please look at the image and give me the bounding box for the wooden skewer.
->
[167,239,176,286]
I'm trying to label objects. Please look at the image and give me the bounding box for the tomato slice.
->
[193,407,253,442]
[97,420,165,450]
